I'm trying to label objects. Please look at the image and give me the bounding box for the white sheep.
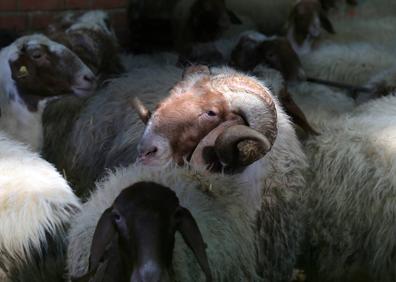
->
[0,130,80,282]
[301,95,396,282]
[0,34,96,151]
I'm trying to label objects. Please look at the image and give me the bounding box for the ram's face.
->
[137,77,238,165]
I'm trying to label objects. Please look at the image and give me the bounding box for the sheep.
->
[68,150,305,281]
[0,130,80,282]
[286,0,335,55]
[0,34,96,151]
[68,177,214,282]
[127,0,241,52]
[48,10,124,83]
[42,63,183,197]
[300,94,396,282]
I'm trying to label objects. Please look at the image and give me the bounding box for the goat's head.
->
[231,34,305,81]
[187,0,241,43]
[286,0,335,55]
[134,66,277,172]
[73,181,211,282]
[1,34,96,111]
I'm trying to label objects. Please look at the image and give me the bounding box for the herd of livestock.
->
[0,0,396,281]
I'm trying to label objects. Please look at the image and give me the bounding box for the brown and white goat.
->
[0,34,96,150]
[286,0,335,55]
[72,181,211,282]
[48,10,124,83]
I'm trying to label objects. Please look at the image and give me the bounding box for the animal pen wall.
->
[0,0,129,46]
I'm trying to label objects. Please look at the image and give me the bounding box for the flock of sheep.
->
[0,0,395,281]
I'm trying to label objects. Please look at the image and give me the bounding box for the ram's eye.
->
[206,110,217,117]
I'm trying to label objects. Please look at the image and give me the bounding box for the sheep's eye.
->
[113,212,122,222]
[206,110,217,117]
[31,50,43,60]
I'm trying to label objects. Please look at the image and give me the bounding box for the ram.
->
[0,131,80,282]
[0,34,96,151]
[67,64,307,280]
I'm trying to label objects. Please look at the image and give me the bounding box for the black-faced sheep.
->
[69,179,212,282]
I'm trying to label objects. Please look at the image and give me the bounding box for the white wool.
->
[289,82,356,128]
[0,131,80,279]
[303,95,396,281]
[301,42,396,86]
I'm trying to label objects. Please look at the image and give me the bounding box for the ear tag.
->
[18,66,29,78]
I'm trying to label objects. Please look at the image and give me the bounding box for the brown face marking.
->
[150,76,239,164]
[9,43,85,111]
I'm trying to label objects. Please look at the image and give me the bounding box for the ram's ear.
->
[177,207,212,282]
[89,208,118,271]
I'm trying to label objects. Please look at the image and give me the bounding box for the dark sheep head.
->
[230,35,306,81]
[286,0,335,55]
[73,181,212,282]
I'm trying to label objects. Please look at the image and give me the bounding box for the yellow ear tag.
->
[18,66,29,78]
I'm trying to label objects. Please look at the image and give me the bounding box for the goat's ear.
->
[177,207,212,282]
[319,11,335,34]
[89,208,118,272]
[226,9,242,25]
[130,97,151,124]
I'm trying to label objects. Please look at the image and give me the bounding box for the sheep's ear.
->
[177,207,212,282]
[319,11,335,34]
[278,87,318,135]
[89,208,118,272]
[226,9,242,24]
[130,97,151,124]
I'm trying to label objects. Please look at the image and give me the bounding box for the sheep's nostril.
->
[83,74,95,83]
